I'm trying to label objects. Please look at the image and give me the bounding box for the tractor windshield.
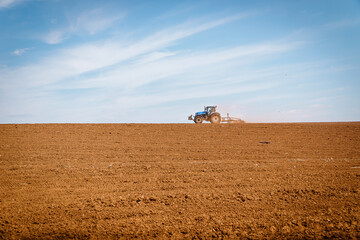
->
[206,107,215,114]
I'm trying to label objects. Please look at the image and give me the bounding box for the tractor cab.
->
[205,106,217,115]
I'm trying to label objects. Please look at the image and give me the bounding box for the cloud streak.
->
[0,0,23,8]
[42,8,126,44]
[11,47,32,56]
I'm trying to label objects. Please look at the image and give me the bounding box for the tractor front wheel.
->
[194,116,203,124]
[210,114,221,124]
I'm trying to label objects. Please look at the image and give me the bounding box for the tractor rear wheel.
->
[194,116,203,124]
[210,114,221,124]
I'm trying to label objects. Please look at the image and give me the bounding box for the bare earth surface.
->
[0,123,360,239]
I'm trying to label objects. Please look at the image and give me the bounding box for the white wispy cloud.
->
[11,47,32,56]
[43,30,68,45]
[0,0,23,8]
[73,8,125,35]
[42,8,126,44]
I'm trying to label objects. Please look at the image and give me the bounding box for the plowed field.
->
[1,123,360,239]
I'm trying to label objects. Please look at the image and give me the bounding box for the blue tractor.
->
[188,106,222,124]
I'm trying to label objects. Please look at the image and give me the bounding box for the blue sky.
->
[0,0,359,123]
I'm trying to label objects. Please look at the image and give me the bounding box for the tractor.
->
[188,106,221,124]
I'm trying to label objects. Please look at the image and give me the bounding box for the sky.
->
[0,0,359,123]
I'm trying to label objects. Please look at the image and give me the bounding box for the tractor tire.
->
[194,116,203,124]
[210,114,221,124]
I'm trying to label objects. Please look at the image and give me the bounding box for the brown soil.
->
[0,123,359,239]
